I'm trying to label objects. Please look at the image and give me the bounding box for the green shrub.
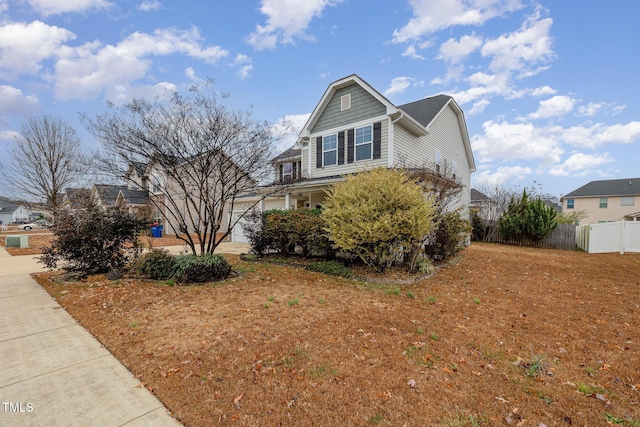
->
[322,167,435,272]
[305,260,352,278]
[134,248,176,280]
[39,201,148,275]
[416,256,435,274]
[245,208,334,257]
[498,189,558,244]
[172,253,232,284]
[424,209,471,262]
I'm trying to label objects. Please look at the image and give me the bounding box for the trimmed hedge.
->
[172,253,232,284]
[305,260,352,278]
[134,248,176,280]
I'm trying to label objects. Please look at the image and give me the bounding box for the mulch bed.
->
[34,243,640,426]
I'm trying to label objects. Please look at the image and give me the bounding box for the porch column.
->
[285,193,291,210]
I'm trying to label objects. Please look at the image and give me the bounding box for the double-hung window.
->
[566,198,574,209]
[355,125,372,161]
[323,134,337,166]
[599,197,608,208]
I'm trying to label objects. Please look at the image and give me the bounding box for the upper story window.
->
[323,134,337,166]
[599,197,608,208]
[341,94,351,111]
[283,163,292,181]
[621,196,635,206]
[355,125,372,161]
[151,175,163,193]
[566,198,574,209]
[435,149,442,173]
[452,161,458,179]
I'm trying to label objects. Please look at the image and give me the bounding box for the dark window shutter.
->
[292,162,297,180]
[279,164,283,182]
[373,122,382,159]
[338,131,345,165]
[316,137,322,168]
[347,129,355,163]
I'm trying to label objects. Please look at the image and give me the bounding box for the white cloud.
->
[548,153,613,177]
[0,21,75,76]
[578,102,603,117]
[530,85,556,97]
[0,130,21,141]
[0,85,39,117]
[528,95,575,119]
[472,120,563,164]
[383,77,414,98]
[392,0,523,43]
[468,99,490,115]
[272,113,311,154]
[0,0,8,13]
[138,0,161,11]
[54,27,229,100]
[401,45,425,60]
[437,34,483,65]
[246,0,340,50]
[481,11,554,76]
[103,82,177,105]
[473,165,533,187]
[232,54,253,79]
[563,121,640,148]
[24,0,112,16]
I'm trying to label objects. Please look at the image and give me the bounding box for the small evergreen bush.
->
[134,248,176,280]
[305,260,352,278]
[172,253,232,284]
[416,257,435,274]
[424,209,471,262]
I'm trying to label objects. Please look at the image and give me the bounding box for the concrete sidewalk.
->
[0,246,182,426]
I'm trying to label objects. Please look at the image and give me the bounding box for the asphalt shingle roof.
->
[0,204,20,213]
[95,184,126,206]
[271,146,301,163]
[398,95,452,128]
[563,178,640,198]
[119,188,149,205]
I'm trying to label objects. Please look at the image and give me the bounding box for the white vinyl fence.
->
[576,220,640,253]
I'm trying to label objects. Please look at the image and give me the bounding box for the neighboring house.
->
[230,74,476,242]
[0,204,30,224]
[91,184,126,207]
[561,178,640,225]
[63,188,92,209]
[470,188,493,220]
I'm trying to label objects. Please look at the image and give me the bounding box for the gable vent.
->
[341,93,351,111]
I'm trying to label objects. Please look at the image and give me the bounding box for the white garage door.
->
[232,213,248,243]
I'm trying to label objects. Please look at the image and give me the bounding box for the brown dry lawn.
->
[34,243,640,426]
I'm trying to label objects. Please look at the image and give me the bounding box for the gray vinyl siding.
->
[311,84,387,134]
[310,119,388,179]
[393,105,472,216]
[301,144,309,177]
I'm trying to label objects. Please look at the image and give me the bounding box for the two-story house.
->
[561,178,640,225]
[230,74,476,243]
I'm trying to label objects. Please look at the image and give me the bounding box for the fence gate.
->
[576,220,640,254]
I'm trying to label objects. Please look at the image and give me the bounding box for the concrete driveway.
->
[0,247,182,426]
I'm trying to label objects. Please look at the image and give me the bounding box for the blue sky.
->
[1,0,639,199]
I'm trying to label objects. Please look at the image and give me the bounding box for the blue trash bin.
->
[151,226,159,238]
[156,225,163,237]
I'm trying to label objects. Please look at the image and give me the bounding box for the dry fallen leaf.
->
[407,379,417,388]
[233,394,243,409]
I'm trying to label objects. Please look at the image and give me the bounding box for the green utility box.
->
[6,235,29,248]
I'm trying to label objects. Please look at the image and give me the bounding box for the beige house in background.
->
[561,178,640,225]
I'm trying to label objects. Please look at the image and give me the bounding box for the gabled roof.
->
[295,74,476,173]
[132,161,148,176]
[398,95,452,128]
[563,178,640,198]
[118,188,149,206]
[64,188,91,209]
[0,204,21,214]
[471,189,491,203]
[94,184,127,206]
[271,146,301,163]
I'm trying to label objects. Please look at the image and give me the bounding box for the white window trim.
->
[283,163,293,181]
[341,94,351,111]
[435,149,442,172]
[323,134,338,167]
[354,124,373,162]
[599,197,608,209]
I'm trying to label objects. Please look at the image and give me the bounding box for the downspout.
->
[389,113,404,167]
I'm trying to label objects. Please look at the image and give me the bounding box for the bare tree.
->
[82,85,289,255]
[0,116,86,211]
